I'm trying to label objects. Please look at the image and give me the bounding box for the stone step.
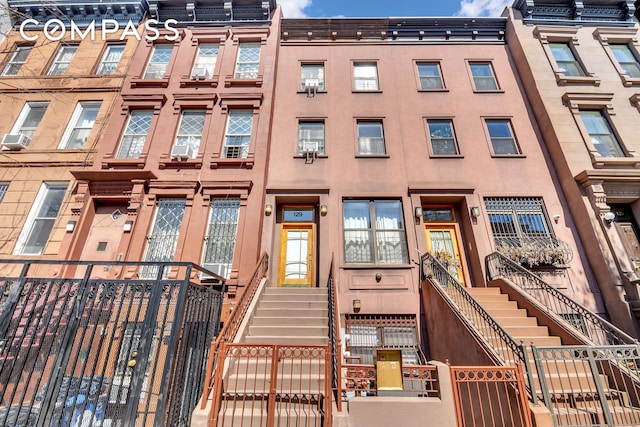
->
[467,287,502,295]
[254,307,329,318]
[260,293,327,302]
[485,308,529,318]
[514,336,562,346]
[243,335,329,346]
[504,325,550,337]
[259,300,327,310]
[221,400,323,427]
[263,287,328,295]
[479,300,519,310]
[248,325,329,337]
[251,316,328,327]
[533,372,609,392]
[471,293,511,303]
[495,316,539,327]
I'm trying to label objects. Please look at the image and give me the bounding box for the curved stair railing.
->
[421,252,539,403]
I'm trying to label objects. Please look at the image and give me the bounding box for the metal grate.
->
[140,199,185,279]
[234,43,260,79]
[345,314,422,365]
[202,199,240,279]
[117,110,152,158]
[484,197,554,243]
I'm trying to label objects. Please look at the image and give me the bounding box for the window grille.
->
[174,110,205,157]
[140,199,185,279]
[194,43,219,77]
[144,45,173,79]
[202,199,240,279]
[345,314,423,365]
[234,43,260,79]
[222,110,252,159]
[117,110,153,158]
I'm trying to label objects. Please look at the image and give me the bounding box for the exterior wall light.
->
[414,206,423,218]
[352,298,361,313]
[603,211,616,224]
[265,204,273,216]
[470,206,481,218]
[66,220,77,232]
[320,205,328,216]
[123,220,134,232]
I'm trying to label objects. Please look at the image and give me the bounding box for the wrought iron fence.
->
[343,363,439,397]
[486,252,638,347]
[0,259,224,427]
[532,345,640,427]
[327,254,343,412]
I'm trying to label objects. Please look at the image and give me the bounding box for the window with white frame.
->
[140,199,185,279]
[58,101,101,149]
[427,119,459,155]
[353,62,379,91]
[484,197,555,250]
[469,62,499,90]
[116,110,153,158]
[202,198,240,279]
[2,45,32,76]
[0,183,8,203]
[15,182,68,255]
[357,120,385,155]
[609,44,640,78]
[47,45,77,76]
[417,62,444,90]
[343,199,408,264]
[10,102,49,141]
[97,44,124,75]
[300,64,325,90]
[549,42,585,77]
[298,121,325,155]
[193,43,219,78]
[486,119,520,155]
[579,110,625,158]
[222,110,253,159]
[234,42,261,79]
[173,110,206,158]
[143,45,173,79]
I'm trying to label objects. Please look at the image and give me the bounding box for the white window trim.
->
[222,109,253,158]
[10,101,49,140]
[300,63,326,91]
[173,110,206,158]
[97,44,125,75]
[144,45,173,79]
[234,42,261,79]
[483,118,523,157]
[47,45,77,76]
[2,45,31,76]
[14,182,68,255]
[193,43,219,79]
[58,101,101,149]
[353,62,380,91]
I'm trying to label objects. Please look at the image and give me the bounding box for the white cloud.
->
[279,0,312,18]
[457,0,510,17]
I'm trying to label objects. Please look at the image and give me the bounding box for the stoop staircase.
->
[216,287,330,426]
[468,286,640,426]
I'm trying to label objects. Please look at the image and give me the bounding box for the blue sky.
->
[278,0,512,18]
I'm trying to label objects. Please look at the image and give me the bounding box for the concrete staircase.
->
[218,287,330,426]
[467,287,640,426]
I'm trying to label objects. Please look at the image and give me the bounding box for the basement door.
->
[278,207,315,287]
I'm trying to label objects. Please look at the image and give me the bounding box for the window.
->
[609,44,640,78]
[579,110,624,158]
[116,110,153,158]
[2,45,32,76]
[0,183,8,203]
[144,45,173,79]
[47,45,77,76]
[193,43,219,77]
[202,198,240,279]
[234,42,261,79]
[417,62,444,90]
[15,182,68,255]
[10,102,49,141]
[484,197,555,249]
[298,121,325,154]
[97,45,124,74]
[222,110,253,158]
[427,119,459,155]
[59,102,101,149]
[353,62,379,91]
[486,119,520,155]
[469,62,499,90]
[173,110,206,158]
[345,314,422,365]
[300,64,325,90]
[549,42,585,77]
[140,199,185,279]
[357,121,385,155]
[343,199,408,264]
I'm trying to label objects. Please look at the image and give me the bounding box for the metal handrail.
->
[421,252,538,403]
[201,252,269,409]
[327,253,343,412]
[486,252,637,346]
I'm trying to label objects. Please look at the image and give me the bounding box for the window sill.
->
[296,90,327,94]
[101,158,146,169]
[555,72,601,86]
[430,154,464,159]
[342,264,414,270]
[418,88,449,93]
[491,154,526,159]
[179,77,219,88]
[130,77,170,88]
[224,76,263,88]
[352,89,382,93]
[621,75,640,87]
[159,159,203,169]
[472,89,505,94]
[293,154,327,159]
[355,154,389,158]
[210,157,254,169]
[591,156,640,169]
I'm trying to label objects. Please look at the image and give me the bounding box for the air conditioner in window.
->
[303,141,319,153]
[201,263,228,280]
[1,133,31,150]
[170,145,194,161]
[304,79,319,89]
[190,67,209,80]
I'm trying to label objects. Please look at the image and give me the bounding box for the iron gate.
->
[0,260,223,427]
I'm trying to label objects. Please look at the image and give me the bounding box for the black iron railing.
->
[486,252,637,347]
[327,253,343,412]
[421,252,539,403]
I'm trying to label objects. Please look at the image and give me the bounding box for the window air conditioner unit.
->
[201,263,228,280]
[170,145,194,161]
[190,67,209,80]
[1,133,31,150]
[304,79,319,89]
[303,141,319,153]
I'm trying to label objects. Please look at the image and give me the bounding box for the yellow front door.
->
[279,224,314,287]
[425,225,466,285]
